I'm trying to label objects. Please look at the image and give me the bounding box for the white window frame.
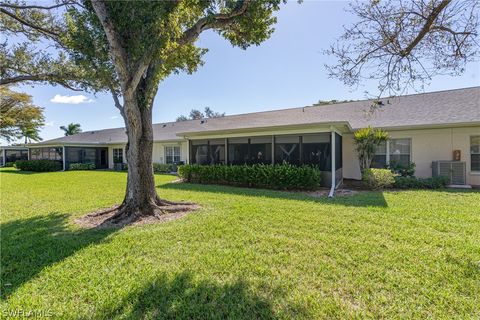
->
[471,135,480,173]
[165,146,181,164]
[374,138,412,166]
[113,148,124,163]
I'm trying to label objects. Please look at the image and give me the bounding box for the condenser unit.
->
[432,161,466,185]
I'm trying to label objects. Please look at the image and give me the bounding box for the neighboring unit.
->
[2,87,479,187]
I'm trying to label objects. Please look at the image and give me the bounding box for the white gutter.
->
[328,130,336,198]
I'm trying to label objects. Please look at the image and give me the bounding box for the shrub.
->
[178,163,321,190]
[394,176,450,189]
[153,163,174,173]
[69,163,96,170]
[362,168,395,189]
[14,160,62,172]
[354,127,389,172]
[4,162,15,167]
[389,161,416,177]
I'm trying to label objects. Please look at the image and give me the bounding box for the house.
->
[3,87,480,187]
[0,146,29,166]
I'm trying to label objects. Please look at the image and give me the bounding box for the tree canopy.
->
[0,0,285,224]
[60,123,82,136]
[176,107,225,121]
[326,0,479,96]
[0,86,44,143]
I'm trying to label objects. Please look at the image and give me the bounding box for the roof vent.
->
[91,131,95,134]
[162,124,167,128]
[200,119,206,124]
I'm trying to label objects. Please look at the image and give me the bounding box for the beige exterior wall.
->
[107,141,188,169]
[343,126,480,186]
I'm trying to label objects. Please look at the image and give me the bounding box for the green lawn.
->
[1,168,479,319]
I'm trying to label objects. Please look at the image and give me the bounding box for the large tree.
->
[0,86,44,143]
[0,0,282,224]
[326,0,479,96]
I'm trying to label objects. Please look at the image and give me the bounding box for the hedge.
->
[69,163,96,170]
[362,168,396,189]
[14,160,62,172]
[153,163,174,173]
[178,163,321,190]
[394,176,450,189]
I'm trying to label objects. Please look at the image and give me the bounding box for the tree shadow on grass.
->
[160,182,388,208]
[0,213,116,300]
[98,271,305,320]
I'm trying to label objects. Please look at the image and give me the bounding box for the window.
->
[275,135,300,165]
[302,133,331,170]
[471,136,480,172]
[113,148,123,163]
[165,146,181,164]
[249,136,272,164]
[389,138,411,167]
[208,140,225,164]
[371,141,387,168]
[191,140,208,164]
[371,139,411,168]
[29,147,62,161]
[228,137,249,165]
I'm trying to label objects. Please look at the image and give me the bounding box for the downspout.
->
[328,130,336,198]
[62,146,66,171]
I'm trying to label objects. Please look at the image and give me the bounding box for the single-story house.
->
[2,87,479,188]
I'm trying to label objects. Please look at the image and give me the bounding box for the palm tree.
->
[22,127,43,144]
[60,123,82,136]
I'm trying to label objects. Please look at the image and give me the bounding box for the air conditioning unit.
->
[432,161,466,185]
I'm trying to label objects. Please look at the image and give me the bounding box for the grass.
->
[1,168,479,319]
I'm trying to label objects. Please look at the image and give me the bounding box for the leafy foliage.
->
[60,123,82,136]
[14,160,62,172]
[362,168,396,190]
[354,127,389,172]
[388,161,416,177]
[153,163,174,173]
[394,176,450,189]
[69,163,96,170]
[0,86,44,142]
[176,107,226,121]
[179,163,321,190]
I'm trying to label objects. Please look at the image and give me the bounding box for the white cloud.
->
[110,115,119,120]
[50,94,94,104]
[45,121,55,127]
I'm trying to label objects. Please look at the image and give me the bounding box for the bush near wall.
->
[153,163,174,173]
[394,176,450,189]
[362,168,396,189]
[14,160,62,172]
[69,163,96,170]
[4,162,15,167]
[178,164,321,190]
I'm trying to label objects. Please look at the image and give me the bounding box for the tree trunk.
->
[101,89,189,225]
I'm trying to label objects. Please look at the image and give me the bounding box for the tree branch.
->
[179,0,251,45]
[90,0,130,89]
[0,7,60,39]
[400,0,451,57]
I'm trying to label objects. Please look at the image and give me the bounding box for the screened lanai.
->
[188,132,342,187]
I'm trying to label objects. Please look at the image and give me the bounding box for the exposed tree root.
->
[76,199,199,229]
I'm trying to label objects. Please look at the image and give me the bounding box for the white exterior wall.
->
[107,144,127,169]
[343,126,480,186]
[152,141,188,164]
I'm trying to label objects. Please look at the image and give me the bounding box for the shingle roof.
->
[34,86,480,146]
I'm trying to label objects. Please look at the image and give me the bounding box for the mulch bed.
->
[75,203,199,229]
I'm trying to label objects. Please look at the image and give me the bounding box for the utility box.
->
[432,161,466,185]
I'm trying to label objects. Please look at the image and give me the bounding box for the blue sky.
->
[8,1,480,143]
